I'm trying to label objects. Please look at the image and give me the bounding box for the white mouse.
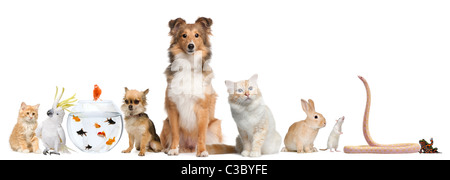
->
[320,116,344,152]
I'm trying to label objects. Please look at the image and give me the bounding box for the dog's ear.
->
[124,87,129,92]
[195,17,213,35]
[143,89,149,95]
[168,18,186,36]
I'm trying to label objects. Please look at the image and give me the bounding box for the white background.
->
[0,0,448,160]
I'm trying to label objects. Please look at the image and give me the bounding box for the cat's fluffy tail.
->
[206,144,236,154]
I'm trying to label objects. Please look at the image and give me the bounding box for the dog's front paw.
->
[197,150,209,157]
[249,151,261,157]
[122,149,132,153]
[167,148,179,156]
[241,150,250,157]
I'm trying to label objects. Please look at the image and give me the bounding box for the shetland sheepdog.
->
[160,17,234,157]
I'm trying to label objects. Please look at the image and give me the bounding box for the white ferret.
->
[320,116,344,152]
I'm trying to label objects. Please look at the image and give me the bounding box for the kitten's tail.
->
[206,144,236,154]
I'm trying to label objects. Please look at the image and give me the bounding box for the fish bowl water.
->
[67,100,123,153]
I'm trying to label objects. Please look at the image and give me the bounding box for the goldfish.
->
[76,128,87,136]
[97,131,106,138]
[73,115,81,122]
[93,84,102,101]
[105,118,116,125]
[106,137,115,145]
[94,123,101,128]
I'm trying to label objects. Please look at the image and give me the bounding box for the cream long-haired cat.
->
[9,102,40,153]
[225,74,281,157]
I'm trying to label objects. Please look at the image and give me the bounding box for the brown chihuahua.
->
[121,87,162,156]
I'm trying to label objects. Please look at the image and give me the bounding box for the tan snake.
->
[343,76,420,154]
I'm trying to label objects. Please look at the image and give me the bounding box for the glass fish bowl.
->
[67,100,123,153]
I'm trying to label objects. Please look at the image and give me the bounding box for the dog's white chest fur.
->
[168,53,206,132]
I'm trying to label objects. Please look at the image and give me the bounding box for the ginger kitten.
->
[9,102,40,153]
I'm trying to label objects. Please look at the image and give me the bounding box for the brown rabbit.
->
[282,99,326,153]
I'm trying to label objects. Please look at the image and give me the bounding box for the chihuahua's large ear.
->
[225,80,235,94]
[124,87,129,92]
[143,89,149,95]
[195,17,213,35]
[168,18,186,36]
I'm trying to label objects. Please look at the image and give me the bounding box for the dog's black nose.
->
[188,44,194,50]
[128,105,133,110]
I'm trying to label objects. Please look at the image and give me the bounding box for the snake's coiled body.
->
[343,76,420,154]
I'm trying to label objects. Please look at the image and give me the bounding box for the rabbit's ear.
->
[301,99,309,114]
[308,99,315,112]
